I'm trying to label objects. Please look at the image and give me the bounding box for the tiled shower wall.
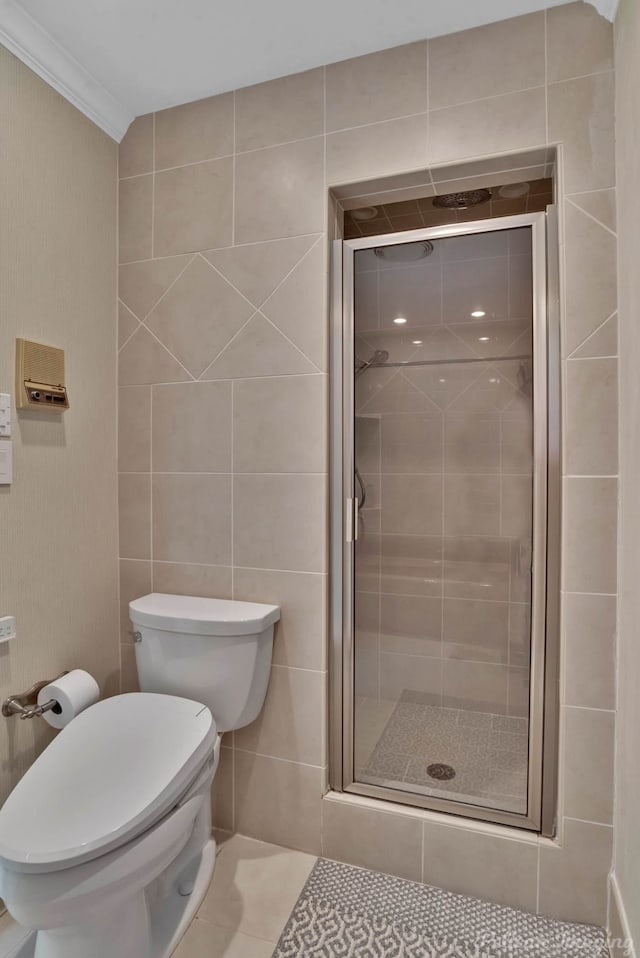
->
[117,0,617,927]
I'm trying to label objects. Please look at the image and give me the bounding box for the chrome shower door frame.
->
[329,212,559,835]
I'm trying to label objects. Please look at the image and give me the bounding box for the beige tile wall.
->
[118,0,617,925]
[612,0,640,951]
[0,48,120,801]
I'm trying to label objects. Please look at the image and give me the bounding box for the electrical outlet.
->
[0,616,16,642]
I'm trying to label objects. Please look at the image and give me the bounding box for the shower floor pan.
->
[358,691,528,815]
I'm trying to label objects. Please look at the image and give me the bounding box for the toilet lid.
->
[0,693,216,873]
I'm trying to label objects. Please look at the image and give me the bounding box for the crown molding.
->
[0,0,133,141]
[585,0,620,21]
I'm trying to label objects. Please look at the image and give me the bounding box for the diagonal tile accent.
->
[359,370,440,415]
[504,329,534,358]
[498,358,530,391]
[564,203,617,356]
[203,235,319,309]
[355,365,397,413]
[568,190,616,234]
[404,363,485,410]
[146,256,255,378]
[200,313,317,380]
[571,313,618,359]
[118,255,192,319]
[118,300,140,349]
[447,320,531,360]
[447,365,519,413]
[420,326,478,362]
[119,326,191,385]
[261,242,325,370]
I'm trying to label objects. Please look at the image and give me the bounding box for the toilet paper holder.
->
[2,672,69,720]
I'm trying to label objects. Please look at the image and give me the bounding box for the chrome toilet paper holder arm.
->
[2,672,69,720]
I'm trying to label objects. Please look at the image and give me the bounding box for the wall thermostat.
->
[15,338,69,411]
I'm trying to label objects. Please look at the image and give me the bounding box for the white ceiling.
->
[0,0,617,141]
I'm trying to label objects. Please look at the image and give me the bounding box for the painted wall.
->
[0,48,120,801]
[117,0,617,925]
[611,0,640,950]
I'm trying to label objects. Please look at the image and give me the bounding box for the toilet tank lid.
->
[130,593,281,636]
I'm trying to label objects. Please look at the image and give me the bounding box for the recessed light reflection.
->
[412,340,423,345]
[478,336,490,342]
[439,378,446,384]
[471,310,486,318]
[394,317,407,325]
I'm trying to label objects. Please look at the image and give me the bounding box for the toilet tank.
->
[129,594,280,733]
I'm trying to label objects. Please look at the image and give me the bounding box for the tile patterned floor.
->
[0,835,610,958]
[359,692,528,814]
[273,858,609,958]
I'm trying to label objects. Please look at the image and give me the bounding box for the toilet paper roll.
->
[37,669,100,729]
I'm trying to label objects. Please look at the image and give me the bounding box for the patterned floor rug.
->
[272,858,608,958]
[360,692,528,815]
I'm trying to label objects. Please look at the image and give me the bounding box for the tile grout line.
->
[134,254,196,323]
[118,231,324,265]
[195,308,260,381]
[123,372,326,389]
[144,559,328,577]
[544,9,549,148]
[565,196,617,237]
[566,310,618,360]
[137,319,197,381]
[118,322,142,355]
[231,379,235,599]
[151,112,156,258]
[271,663,329,675]
[232,90,237,247]
[197,237,325,379]
[126,471,328,478]
[196,253,262,309]
[119,152,235,179]
[149,385,154,593]
[233,747,325,771]
[566,354,618,362]
[116,72,611,183]
[429,67,614,117]
[116,136,123,691]
[230,371,236,833]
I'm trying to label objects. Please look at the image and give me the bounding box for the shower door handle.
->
[345,498,359,543]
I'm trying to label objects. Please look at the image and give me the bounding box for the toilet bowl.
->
[0,595,280,958]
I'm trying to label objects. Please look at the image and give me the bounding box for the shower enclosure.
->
[330,212,560,833]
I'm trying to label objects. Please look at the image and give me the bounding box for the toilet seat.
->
[0,693,216,874]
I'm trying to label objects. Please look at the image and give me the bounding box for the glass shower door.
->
[345,221,546,826]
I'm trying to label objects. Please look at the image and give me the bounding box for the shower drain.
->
[427,763,456,781]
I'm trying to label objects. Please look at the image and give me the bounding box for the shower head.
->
[355,349,390,378]
[374,242,433,263]
[433,189,492,210]
[371,349,389,364]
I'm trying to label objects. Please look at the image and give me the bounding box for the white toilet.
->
[0,593,280,958]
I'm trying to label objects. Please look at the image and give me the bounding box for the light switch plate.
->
[0,616,16,642]
[0,394,10,437]
[0,441,12,484]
